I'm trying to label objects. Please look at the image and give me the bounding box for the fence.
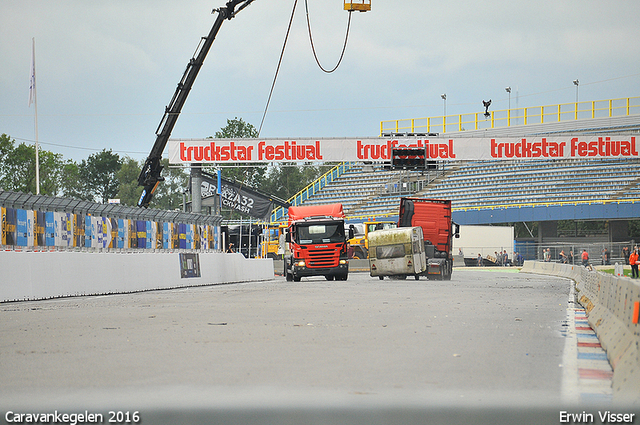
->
[514,240,634,265]
[0,190,223,252]
[381,96,640,135]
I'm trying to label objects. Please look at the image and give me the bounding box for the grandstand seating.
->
[284,96,640,222]
[300,157,640,220]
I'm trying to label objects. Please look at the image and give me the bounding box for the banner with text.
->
[168,136,639,164]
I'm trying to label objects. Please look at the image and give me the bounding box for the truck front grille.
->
[306,248,339,268]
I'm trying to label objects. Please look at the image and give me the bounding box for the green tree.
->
[59,160,90,200]
[115,157,143,206]
[79,149,122,203]
[261,163,330,201]
[0,134,64,196]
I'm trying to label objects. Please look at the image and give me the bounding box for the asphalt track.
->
[0,268,622,424]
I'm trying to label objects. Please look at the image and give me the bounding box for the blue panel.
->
[118,219,125,249]
[454,201,640,226]
[16,209,28,246]
[45,212,55,247]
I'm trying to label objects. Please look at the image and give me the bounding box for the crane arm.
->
[137,0,256,208]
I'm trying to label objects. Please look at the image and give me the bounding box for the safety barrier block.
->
[522,261,640,401]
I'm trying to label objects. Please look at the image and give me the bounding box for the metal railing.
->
[451,197,640,212]
[340,197,640,224]
[381,96,640,135]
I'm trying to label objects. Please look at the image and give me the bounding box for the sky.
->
[2,0,640,163]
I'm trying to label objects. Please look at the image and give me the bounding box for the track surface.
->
[0,269,574,402]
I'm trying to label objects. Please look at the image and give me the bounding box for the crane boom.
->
[137,0,256,208]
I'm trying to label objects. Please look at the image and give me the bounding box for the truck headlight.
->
[339,259,348,265]
[297,260,306,267]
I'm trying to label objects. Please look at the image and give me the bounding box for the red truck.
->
[398,198,459,280]
[284,203,353,281]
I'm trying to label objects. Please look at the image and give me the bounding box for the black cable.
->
[305,0,352,73]
[258,0,299,137]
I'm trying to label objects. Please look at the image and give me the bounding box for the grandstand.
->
[297,157,640,220]
[272,96,640,224]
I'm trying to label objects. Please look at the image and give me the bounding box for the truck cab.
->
[398,198,459,280]
[284,203,353,281]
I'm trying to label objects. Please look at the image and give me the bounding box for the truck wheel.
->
[443,261,452,280]
[293,275,301,282]
[337,273,348,281]
[325,275,334,281]
[415,275,420,280]
[285,260,293,281]
[378,276,384,280]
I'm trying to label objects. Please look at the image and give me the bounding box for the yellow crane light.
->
[344,0,371,12]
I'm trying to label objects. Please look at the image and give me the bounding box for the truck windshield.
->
[297,223,344,244]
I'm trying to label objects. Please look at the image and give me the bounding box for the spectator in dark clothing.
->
[559,250,568,264]
[623,246,630,265]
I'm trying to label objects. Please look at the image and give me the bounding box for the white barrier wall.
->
[521,261,640,401]
[0,251,274,302]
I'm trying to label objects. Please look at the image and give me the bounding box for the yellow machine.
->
[344,0,371,12]
[259,223,288,259]
[348,221,397,259]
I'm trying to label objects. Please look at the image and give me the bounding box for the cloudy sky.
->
[2,0,640,162]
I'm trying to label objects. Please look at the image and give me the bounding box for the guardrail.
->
[381,96,640,135]
[521,261,640,401]
[451,197,640,212]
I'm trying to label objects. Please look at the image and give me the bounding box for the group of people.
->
[492,250,512,266]
[542,248,575,265]
[541,245,639,278]
[473,251,523,267]
[542,248,570,264]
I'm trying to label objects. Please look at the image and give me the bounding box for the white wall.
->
[453,225,514,257]
[0,251,273,302]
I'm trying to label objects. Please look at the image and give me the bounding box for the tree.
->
[60,160,89,200]
[214,117,258,139]
[79,149,122,203]
[115,157,143,206]
[0,133,64,196]
[261,163,331,201]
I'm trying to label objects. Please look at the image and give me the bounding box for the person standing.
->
[630,248,639,279]
[581,249,589,267]
[622,246,630,265]
[559,250,567,264]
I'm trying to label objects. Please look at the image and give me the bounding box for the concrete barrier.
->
[0,251,274,302]
[521,261,640,401]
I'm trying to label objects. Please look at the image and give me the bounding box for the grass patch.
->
[600,268,631,278]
